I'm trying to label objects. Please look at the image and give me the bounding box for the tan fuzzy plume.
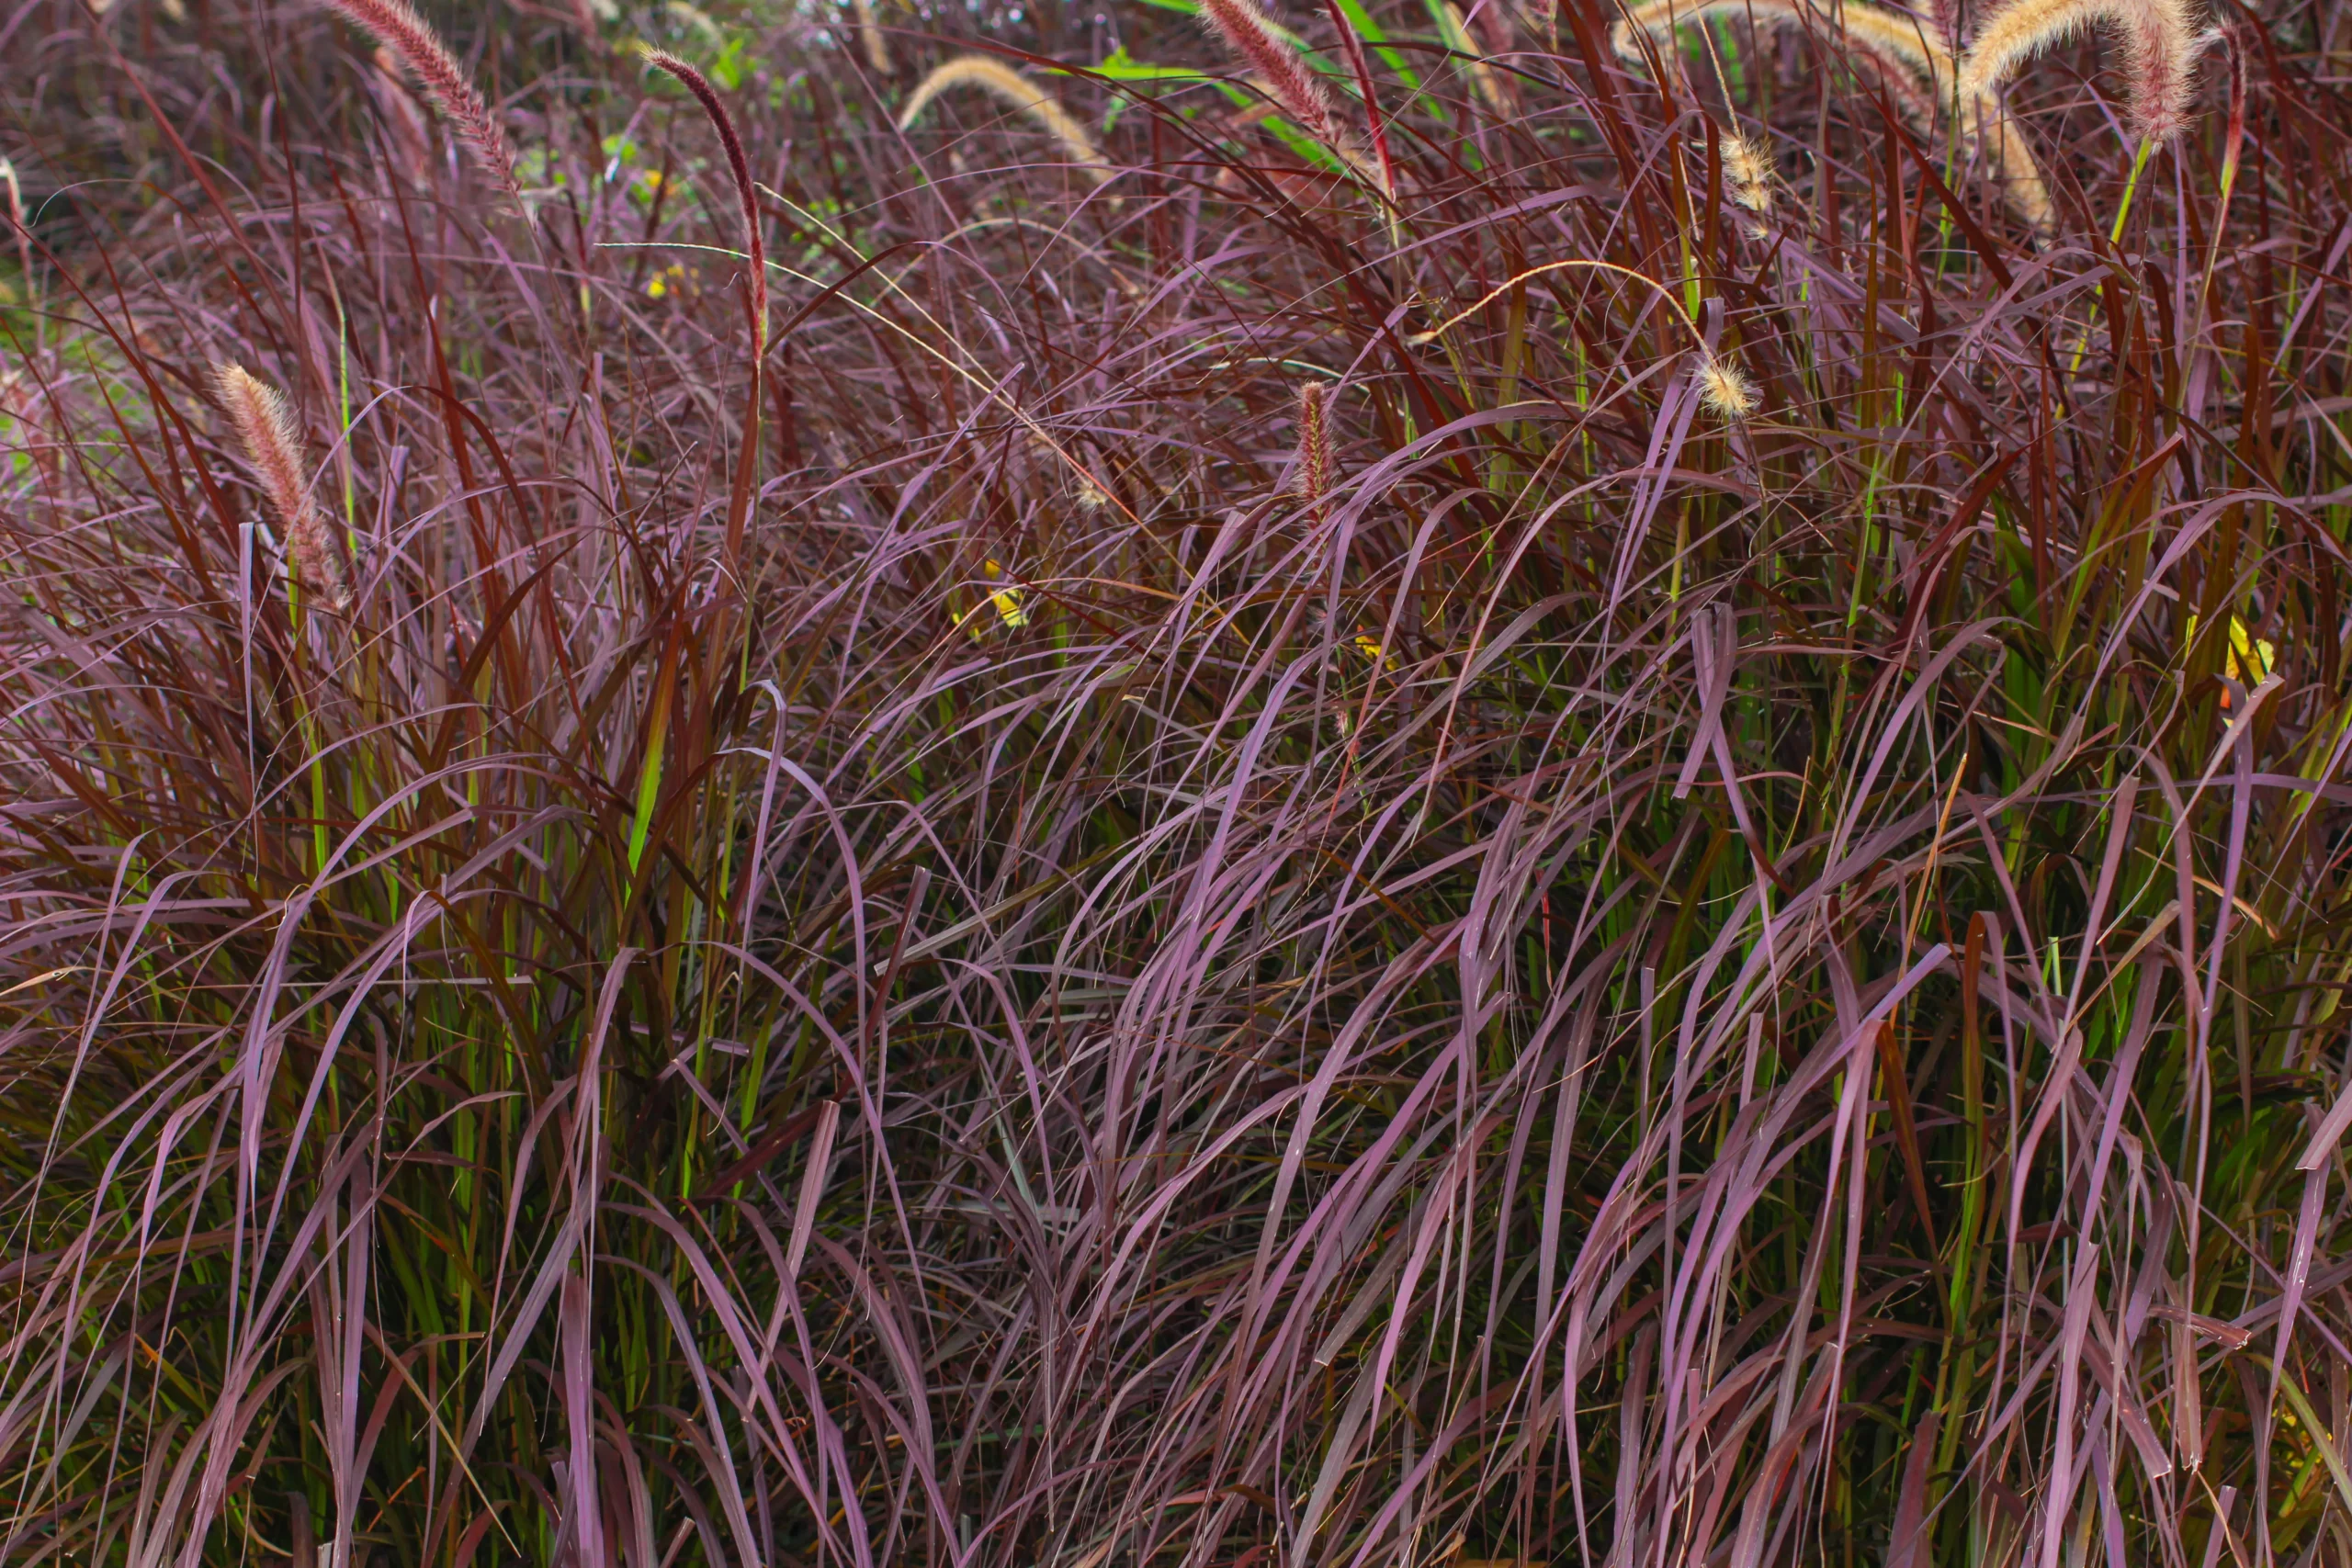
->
[1294,381,1330,497]
[1613,0,2053,227]
[897,57,1116,184]
[215,364,350,614]
[1199,0,1370,171]
[1720,131,1773,214]
[319,0,523,210]
[1697,354,1758,420]
[851,0,891,73]
[662,0,723,41]
[1960,0,2202,141]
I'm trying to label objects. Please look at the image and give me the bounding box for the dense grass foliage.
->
[6,0,2352,1564]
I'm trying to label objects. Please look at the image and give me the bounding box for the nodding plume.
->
[1294,382,1330,498]
[898,57,1116,185]
[214,364,351,614]
[640,48,768,355]
[1960,0,2203,141]
[1612,0,2052,227]
[1198,0,1363,164]
[318,0,522,210]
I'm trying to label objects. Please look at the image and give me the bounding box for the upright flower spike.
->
[215,364,351,613]
[1960,0,2204,141]
[898,57,1117,186]
[1294,381,1330,498]
[641,49,767,355]
[1721,132,1774,215]
[318,0,523,210]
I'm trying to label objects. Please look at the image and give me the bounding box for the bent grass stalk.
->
[636,48,766,880]
[898,57,1119,185]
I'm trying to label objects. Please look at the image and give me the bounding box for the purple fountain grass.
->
[1293,379,1331,497]
[1613,0,2054,226]
[6,6,2351,1568]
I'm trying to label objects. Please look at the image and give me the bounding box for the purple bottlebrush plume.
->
[1198,0,1366,167]
[214,363,352,614]
[1961,0,2205,141]
[317,0,523,209]
[640,47,768,354]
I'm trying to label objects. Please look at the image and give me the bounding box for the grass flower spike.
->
[1294,381,1330,497]
[898,57,1116,185]
[1722,131,1774,214]
[641,48,766,354]
[319,0,522,209]
[1200,0,1369,171]
[1698,354,1758,419]
[1961,0,2204,141]
[852,0,891,73]
[215,363,350,613]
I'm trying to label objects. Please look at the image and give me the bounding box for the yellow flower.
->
[2187,613,2277,706]
[956,561,1028,637]
[982,560,1028,629]
[646,263,685,299]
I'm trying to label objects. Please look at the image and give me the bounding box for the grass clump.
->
[4,0,2352,1566]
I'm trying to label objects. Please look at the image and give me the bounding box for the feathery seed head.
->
[898,57,1117,185]
[1698,355,1758,420]
[640,48,768,354]
[1959,0,2202,141]
[1295,381,1330,498]
[1720,131,1774,213]
[851,0,891,73]
[1199,0,1350,152]
[214,364,350,613]
[319,0,523,210]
